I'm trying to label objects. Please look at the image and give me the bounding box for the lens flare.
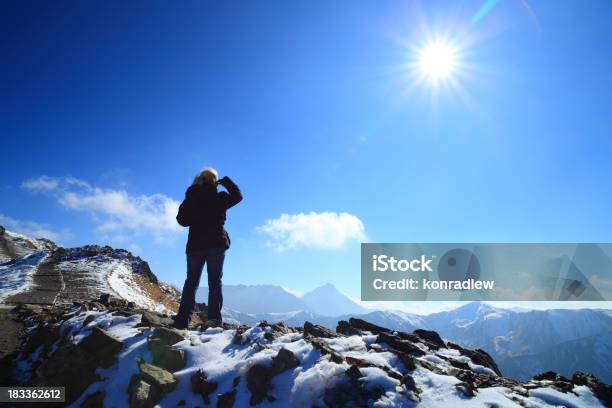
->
[417,41,457,82]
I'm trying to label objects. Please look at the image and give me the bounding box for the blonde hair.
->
[192,167,219,186]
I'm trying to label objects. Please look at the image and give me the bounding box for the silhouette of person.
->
[174,168,242,328]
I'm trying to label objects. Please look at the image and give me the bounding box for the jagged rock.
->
[79,327,123,368]
[191,368,218,404]
[377,332,426,356]
[149,339,186,372]
[128,375,162,408]
[345,355,403,380]
[389,349,417,371]
[217,389,237,408]
[264,322,292,341]
[455,381,476,397]
[82,314,97,327]
[336,320,358,336]
[348,318,390,334]
[438,355,471,371]
[571,371,612,407]
[446,342,501,376]
[247,364,272,405]
[137,310,174,328]
[150,327,185,346]
[401,374,421,395]
[345,365,363,380]
[23,322,60,356]
[323,368,387,407]
[304,321,339,338]
[533,371,569,382]
[81,390,106,408]
[272,348,300,372]
[138,361,178,393]
[309,338,344,363]
[247,348,300,405]
[412,329,445,350]
[30,344,100,404]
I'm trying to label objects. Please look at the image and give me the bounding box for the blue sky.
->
[2,1,612,309]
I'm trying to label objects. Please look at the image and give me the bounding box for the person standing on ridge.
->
[174,168,242,329]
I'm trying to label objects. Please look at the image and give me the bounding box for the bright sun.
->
[417,41,457,82]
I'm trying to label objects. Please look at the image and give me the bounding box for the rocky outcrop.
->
[3,300,610,408]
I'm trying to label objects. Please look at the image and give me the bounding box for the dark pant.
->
[176,248,225,326]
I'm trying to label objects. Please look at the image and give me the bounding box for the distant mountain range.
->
[198,283,612,383]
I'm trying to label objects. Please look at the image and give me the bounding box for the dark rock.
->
[264,322,292,341]
[571,372,612,407]
[195,302,208,322]
[412,329,445,350]
[272,348,299,372]
[81,390,105,408]
[401,374,420,395]
[246,364,273,405]
[309,338,344,364]
[30,344,100,404]
[377,332,426,357]
[128,375,162,408]
[389,349,417,371]
[217,389,237,408]
[150,327,185,346]
[533,371,569,382]
[304,321,339,338]
[345,365,363,380]
[138,361,178,393]
[336,320,358,336]
[455,381,476,397]
[138,310,174,328]
[23,323,60,356]
[78,327,123,368]
[82,314,97,327]
[246,348,300,405]
[191,369,218,404]
[448,359,471,371]
[149,340,186,372]
[348,318,390,334]
[459,348,501,376]
[345,356,403,381]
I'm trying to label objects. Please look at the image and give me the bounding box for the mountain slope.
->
[301,283,368,316]
[7,302,610,407]
[499,331,612,384]
[197,284,308,314]
[0,227,180,313]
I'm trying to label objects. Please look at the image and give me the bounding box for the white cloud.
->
[22,176,182,244]
[0,214,71,243]
[257,211,366,251]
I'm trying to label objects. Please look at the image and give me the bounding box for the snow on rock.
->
[8,304,608,408]
[0,251,47,301]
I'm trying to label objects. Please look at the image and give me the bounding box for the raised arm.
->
[218,176,243,209]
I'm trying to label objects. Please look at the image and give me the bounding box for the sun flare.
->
[417,40,457,82]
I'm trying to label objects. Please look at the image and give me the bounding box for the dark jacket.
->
[176,177,242,252]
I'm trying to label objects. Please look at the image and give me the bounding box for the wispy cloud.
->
[22,176,182,244]
[257,211,366,251]
[0,214,71,243]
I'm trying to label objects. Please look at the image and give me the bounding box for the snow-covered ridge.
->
[10,303,611,408]
[0,227,179,312]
